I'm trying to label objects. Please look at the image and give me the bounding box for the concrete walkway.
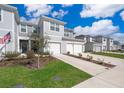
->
[81,53,124,66]
[54,54,124,88]
[54,54,108,76]
[74,63,124,88]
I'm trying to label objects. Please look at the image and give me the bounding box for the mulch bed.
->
[0,56,56,69]
[67,54,116,68]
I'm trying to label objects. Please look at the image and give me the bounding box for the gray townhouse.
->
[0,4,121,55]
[75,35,120,52]
[76,35,102,52]
[113,41,121,50]
[0,4,85,55]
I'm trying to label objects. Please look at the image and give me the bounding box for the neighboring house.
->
[113,41,121,50]
[107,38,114,51]
[75,35,93,43]
[75,35,102,52]
[85,42,102,52]
[18,21,39,53]
[94,35,108,51]
[0,5,19,53]
[0,5,86,55]
[121,45,124,50]
[64,28,75,38]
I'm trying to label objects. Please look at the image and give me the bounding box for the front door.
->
[20,40,29,53]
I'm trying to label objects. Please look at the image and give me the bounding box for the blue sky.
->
[10,4,124,43]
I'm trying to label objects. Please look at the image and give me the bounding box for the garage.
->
[74,44,82,55]
[66,43,83,55]
[48,43,61,54]
[67,44,73,54]
[93,45,101,52]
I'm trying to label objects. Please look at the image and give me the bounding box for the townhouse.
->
[0,4,121,55]
[113,41,121,50]
[0,5,85,55]
[75,35,120,52]
[76,35,102,52]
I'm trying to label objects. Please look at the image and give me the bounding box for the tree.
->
[29,32,50,69]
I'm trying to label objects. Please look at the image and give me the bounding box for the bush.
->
[78,53,82,57]
[87,55,93,61]
[3,51,21,59]
[26,50,35,59]
[67,51,70,55]
[43,51,50,55]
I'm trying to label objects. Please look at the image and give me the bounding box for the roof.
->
[40,16,66,25]
[20,21,38,27]
[0,5,67,26]
[64,27,75,34]
[0,4,20,24]
[62,37,85,42]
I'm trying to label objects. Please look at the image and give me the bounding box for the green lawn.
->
[0,59,92,88]
[93,52,124,59]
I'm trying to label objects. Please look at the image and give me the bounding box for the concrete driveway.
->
[54,54,124,88]
[54,54,108,76]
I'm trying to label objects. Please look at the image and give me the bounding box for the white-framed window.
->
[0,8,2,22]
[32,26,37,33]
[56,24,59,31]
[21,24,27,33]
[50,22,59,31]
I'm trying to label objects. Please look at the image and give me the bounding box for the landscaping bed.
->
[66,54,115,68]
[0,56,55,69]
[92,52,124,59]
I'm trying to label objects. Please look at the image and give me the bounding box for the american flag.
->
[0,32,11,44]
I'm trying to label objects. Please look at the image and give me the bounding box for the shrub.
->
[78,53,82,57]
[26,50,35,59]
[97,58,104,64]
[87,55,93,61]
[43,51,50,55]
[67,51,70,55]
[3,51,21,59]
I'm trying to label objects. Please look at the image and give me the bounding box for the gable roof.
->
[0,4,20,24]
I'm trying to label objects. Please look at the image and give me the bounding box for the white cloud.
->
[74,19,119,36]
[24,4,53,17]
[20,16,27,21]
[62,4,73,7]
[111,33,124,44]
[80,4,124,18]
[120,11,124,21]
[20,16,39,24]
[51,9,68,19]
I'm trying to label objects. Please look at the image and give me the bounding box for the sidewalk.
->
[74,63,124,88]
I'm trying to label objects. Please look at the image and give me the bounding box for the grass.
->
[93,52,124,59]
[0,59,92,88]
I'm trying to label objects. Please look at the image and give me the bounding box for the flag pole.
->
[5,41,6,54]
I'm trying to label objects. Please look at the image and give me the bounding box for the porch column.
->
[29,40,31,51]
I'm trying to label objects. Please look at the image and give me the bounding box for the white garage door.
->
[67,44,73,54]
[49,43,61,54]
[74,44,82,55]
[94,46,101,52]
[67,44,83,55]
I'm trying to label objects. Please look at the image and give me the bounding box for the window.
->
[0,8,2,21]
[21,24,27,32]
[50,22,59,31]
[104,38,106,41]
[32,26,37,33]
[56,24,59,31]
